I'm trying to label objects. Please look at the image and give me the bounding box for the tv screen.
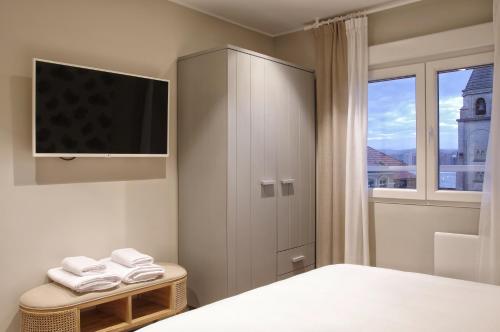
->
[33,59,169,157]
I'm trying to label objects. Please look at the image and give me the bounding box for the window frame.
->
[425,52,494,203]
[368,63,426,200]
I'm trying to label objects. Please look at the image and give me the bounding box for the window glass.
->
[437,64,493,191]
[367,76,417,189]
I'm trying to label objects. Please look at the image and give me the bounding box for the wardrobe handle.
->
[292,255,305,263]
[260,179,276,186]
[281,178,295,185]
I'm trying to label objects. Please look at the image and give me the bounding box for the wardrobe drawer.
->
[277,264,315,281]
[277,243,315,275]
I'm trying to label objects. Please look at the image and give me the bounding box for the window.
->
[378,176,388,188]
[436,65,492,192]
[474,149,486,162]
[475,98,487,116]
[427,53,494,202]
[368,52,493,202]
[367,64,425,199]
[367,76,417,189]
[368,76,416,190]
[474,172,485,183]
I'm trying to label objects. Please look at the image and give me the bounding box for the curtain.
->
[313,22,348,266]
[344,17,370,265]
[313,16,370,266]
[478,0,500,284]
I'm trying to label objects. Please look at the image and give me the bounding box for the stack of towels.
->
[103,248,165,284]
[47,248,165,293]
[48,256,120,293]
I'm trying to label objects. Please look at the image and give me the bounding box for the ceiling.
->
[169,0,396,36]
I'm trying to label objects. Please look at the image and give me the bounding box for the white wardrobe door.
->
[277,65,316,251]
[250,56,278,288]
[228,52,277,295]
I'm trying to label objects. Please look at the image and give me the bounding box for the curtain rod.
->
[303,0,422,31]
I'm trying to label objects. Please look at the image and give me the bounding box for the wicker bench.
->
[19,263,187,332]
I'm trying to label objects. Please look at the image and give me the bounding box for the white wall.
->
[274,0,493,71]
[370,203,479,274]
[0,1,273,331]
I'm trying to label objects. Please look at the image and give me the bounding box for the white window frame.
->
[368,63,426,200]
[367,23,493,203]
[426,52,494,202]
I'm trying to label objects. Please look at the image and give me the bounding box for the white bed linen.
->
[139,264,500,332]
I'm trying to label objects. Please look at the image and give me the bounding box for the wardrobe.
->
[178,46,315,307]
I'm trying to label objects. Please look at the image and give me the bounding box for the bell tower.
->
[456,66,493,191]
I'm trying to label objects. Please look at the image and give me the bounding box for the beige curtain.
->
[344,17,370,265]
[314,22,348,266]
[478,0,500,284]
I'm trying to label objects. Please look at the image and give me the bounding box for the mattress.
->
[138,264,500,332]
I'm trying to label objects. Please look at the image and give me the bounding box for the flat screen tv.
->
[33,59,169,157]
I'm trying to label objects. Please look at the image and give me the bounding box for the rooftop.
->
[463,65,494,94]
[367,146,406,166]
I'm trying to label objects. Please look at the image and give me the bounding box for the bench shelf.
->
[19,263,187,332]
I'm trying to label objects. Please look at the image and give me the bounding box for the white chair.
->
[434,232,479,282]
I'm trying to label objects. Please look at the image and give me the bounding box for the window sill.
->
[369,196,481,209]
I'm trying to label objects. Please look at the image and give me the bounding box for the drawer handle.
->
[291,255,305,263]
[281,178,295,185]
[260,179,276,186]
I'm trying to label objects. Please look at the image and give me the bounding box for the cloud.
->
[435,68,472,149]
[438,96,462,148]
[367,73,470,150]
[440,121,457,126]
[368,78,416,150]
[439,96,462,113]
[394,116,415,124]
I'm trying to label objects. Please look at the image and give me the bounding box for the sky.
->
[368,70,472,151]
[437,69,473,149]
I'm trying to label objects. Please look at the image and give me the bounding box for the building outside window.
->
[367,53,493,202]
[438,64,493,192]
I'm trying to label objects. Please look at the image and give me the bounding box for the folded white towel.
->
[47,267,121,293]
[111,248,154,268]
[102,258,164,284]
[62,256,106,276]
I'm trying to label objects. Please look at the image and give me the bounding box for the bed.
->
[138,264,500,331]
